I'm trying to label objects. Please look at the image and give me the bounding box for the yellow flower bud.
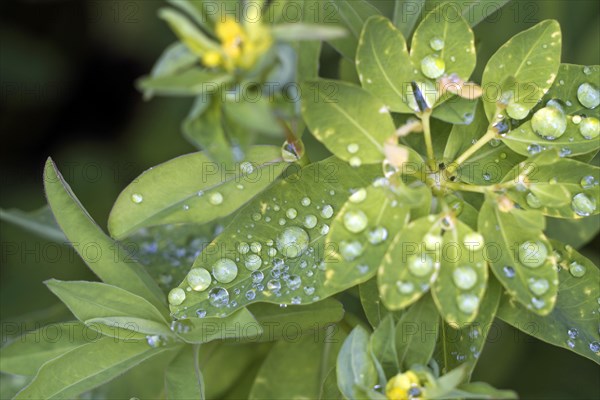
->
[203,51,222,68]
[216,19,244,43]
[386,387,409,400]
[386,371,422,400]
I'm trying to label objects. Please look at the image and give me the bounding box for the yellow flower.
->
[386,371,422,400]
[203,51,222,68]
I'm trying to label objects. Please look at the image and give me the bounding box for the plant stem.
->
[445,181,490,194]
[421,110,436,171]
[447,128,498,175]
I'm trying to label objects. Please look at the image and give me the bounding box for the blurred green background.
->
[1,0,598,398]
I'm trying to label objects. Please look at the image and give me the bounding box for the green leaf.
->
[248,299,345,342]
[165,345,205,400]
[0,205,66,243]
[328,0,381,60]
[478,197,558,315]
[502,150,600,218]
[431,219,488,325]
[482,20,562,120]
[169,157,379,318]
[359,278,396,328]
[301,80,395,164]
[319,367,344,400]
[452,382,517,399]
[336,326,378,399]
[395,294,439,369]
[85,317,172,338]
[497,240,600,364]
[46,280,167,324]
[137,68,232,97]
[501,64,600,157]
[356,16,414,113]
[142,42,198,100]
[369,314,399,378]
[158,7,218,56]
[249,326,345,400]
[107,146,287,239]
[393,0,425,38]
[410,5,476,82]
[0,322,92,376]
[433,277,501,378]
[325,183,410,289]
[432,97,478,125]
[378,215,445,310]
[430,0,511,27]
[14,338,176,399]
[223,95,284,138]
[44,159,166,312]
[271,23,347,41]
[545,215,600,248]
[172,308,263,344]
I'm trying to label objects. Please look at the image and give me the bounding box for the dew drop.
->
[343,210,368,233]
[208,287,229,307]
[238,242,250,254]
[506,103,529,120]
[168,288,186,306]
[187,268,212,291]
[453,266,478,290]
[569,261,586,278]
[320,224,330,235]
[245,289,256,300]
[590,341,600,353]
[577,83,599,109]
[527,144,543,155]
[567,328,579,339]
[267,279,282,291]
[463,233,484,250]
[287,275,302,290]
[518,241,548,268]
[531,106,567,139]
[286,208,298,219]
[571,193,596,216]
[276,226,310,258]
[245,254,262,271]
[304,214,318,229]
[304,286,315,295]
[503,266,516,278]
[367,227,388,244]
[429,37,445,51]
[251,270,264,283]
[196,309,207,318]
[240,161,254,175]
[301,197,311,206]
[212,258,238,283]
[408,254,434,277]
[349,188,367,203]
[347,143,359,154]
[423,233,442,250]
[580,175,598,189]
[421,55,445,79]
[457,294,479,314]
[209,192,224,205]
[349,157,362,167]
[579,117,600,139]
[531,297,546,310]
[526,192,542,209]
[131,193,143,204]
[321,205,334,219]
[396,281,415,294]
[340,240,364,261]
[528,278,550,295]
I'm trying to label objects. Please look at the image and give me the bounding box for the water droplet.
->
[526,192,542,209]
[304,214,318,229]
[287,275,302,290]
[503,265,516,278]
[196,309,207,318]
[208,287,229,307]
[572,115,582,124]
[367,227,388,244]
[209,192,224,205]
[240,161,254,175]
[320,224,330,235]
[531,297,545,309]
[267,279,282,291]
[244,254,262,271]
[429,37,445,51]
[321,205,334,219]
[577,83,599,109]
[531,106,567,139]
[168,288,186,305]
[245,289,256,300]
[347,143,359,154]
[349,188,367,203]
[559,147,572,157]
[276,226,310,258]
[187,268,212,291]
[301,197,311,206]
[250,242,261,253]
[146,335,166,348]
[238,242,250,254]
[212,258,238,283]
[286,208,298,219]
[408,254,434,277]
[590,341,600,353]
[518,241,548,268]
[421,55,445,79]
[507,103,529,120]
[579,117,599,139]
[423,233,442,251]
[340,240,364,261]
[396,281,415,294]
[291,296,302,305]
[251,270,264,283]
[580,175,598,189]
[571,193,596,216]
[527,144,543,155]
[252,213,262,221]
[528,278,550,295]
[569,261,586,277]
[349,157,362,167]
[304,286,315,295]
[583,66,592,75]
[567,328,579,339]
[457,294,479,314]
[131,193,143,204]
[453,266,478,289]
[463,233,484,251]
[343,210,368,233]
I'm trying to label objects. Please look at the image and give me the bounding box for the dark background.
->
[1,0,599,398]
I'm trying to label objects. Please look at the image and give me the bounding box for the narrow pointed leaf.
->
[165,345,205,400]
[44,159,166,312]
[137,68,232,96]
[369,314,399,378]
[336,326,378,399]
[0,205,66,243]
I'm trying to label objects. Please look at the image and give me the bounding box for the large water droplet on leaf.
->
[503,265,516,278]
[453,266,478,290]
[212,258,238,283]
[367,227,388,244]
[423,233,443,251]
[303,215,318,229]
[286,275,302,290]
[209,192,224,205]
[531,106,567,139]
[429,37,445,51]
[408,254,434,277]
[577,83,599,109]
[579,117,599,139]
[187,268,212,291]
[518,241,548,268]
[526,192,542,209]
[343,210,368,233]
[131,193,143,204]
[463,233,484,250]
[168,288,186,305]
[340,240,364,261]
[580,175,598,189]
[208,287,229,307]
[506,103,529,120]
[276,226,310,258]
[528,278,550,295]
[349,188,367,203]
[421,55,445,79]
[569,261,587,277]
[571,193,596,216]
[457,293,479,314]
[244,254,262,271]
[396,281,415,294]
